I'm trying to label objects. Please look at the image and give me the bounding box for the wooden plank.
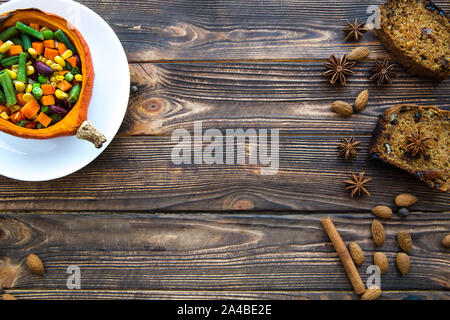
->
[0,136,448,212]
[4,289,449,300]
[72,0,449,61]
[0,213,448,291]
[122,62,450,135]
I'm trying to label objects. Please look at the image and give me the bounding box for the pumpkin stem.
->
[76,121,107,148]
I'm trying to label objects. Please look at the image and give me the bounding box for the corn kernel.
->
[23,93,34,102]
[51,82,58,87]
[55,75,65,82]
[46,60,54,67]
[7,70,17,80]
[11,64,18,73]
[26,61,32,66]
[54,56,66,67]
[26,84,33,93]
[0,111,9,120]
[0,40,13,54]
[26,65,35,76]
[55,89,69,100]
[40,27,49,32]
[50,63,63,71]
[14,81,26,93]
[8,105,20,113]
[74,74,83,82]
[50,76,57,83]
[37,55,46,62]
[28,47,37,58]
[61,50,73,60]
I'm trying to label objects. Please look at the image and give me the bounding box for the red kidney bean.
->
[35,61,54,76]
[49,104,68,115]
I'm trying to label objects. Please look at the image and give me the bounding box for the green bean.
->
[36,123,45,129]
[0,70,17,106]
[15,22,44,40]
[54,29,76,53]
[17,120,29,127]
[50,113,62,124]
[17,52,28,83]
[70,66,80,75]
[0,90,6,105]
[0,27,18,42]
[42,29,54,40]
[68,84,81,104]
[11,36,24,47]
[1,55,19,67]
[20,33,32,50]
[0,53,5,61]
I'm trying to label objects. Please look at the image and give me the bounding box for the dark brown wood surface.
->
[0,0,449,300]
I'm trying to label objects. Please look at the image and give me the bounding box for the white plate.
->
[0,0,129,181]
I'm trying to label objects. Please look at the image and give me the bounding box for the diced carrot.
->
[56,80,72,92]
[43,39,56,49]
[29,23,40,31]
[32,42,44,55]
[41,84,55,96]
[0,40,3,46]
[16,93,26,106]
[57,70,69,75]
[40,95,55,106]
[67,56,77,68]
[57,42,67,55]
[21,99,40,119]
[44,48,59,61]
[0,104,9,115]
[8,45,23,56]
[25,121,37,129]
[10,111,24,124]
[37,112,52,127]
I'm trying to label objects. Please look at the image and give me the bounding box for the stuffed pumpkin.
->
[0,9,105,148]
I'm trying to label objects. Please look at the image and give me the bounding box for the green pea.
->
[32,82,41,89]
[32,87,43,100]
[42,29,54,40]
[38,75,48,84]
[41,105,50,114]
[64,72,74,82]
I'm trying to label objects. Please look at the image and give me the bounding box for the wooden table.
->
[0,0,449,300]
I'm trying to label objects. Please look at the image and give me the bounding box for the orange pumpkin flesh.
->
[0,8,94,139]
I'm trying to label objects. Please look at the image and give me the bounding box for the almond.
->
[398,231,413,253]
[395,193,418,207]
[2,293,17,300]
[361,286,382,300]
[442,234,450,248]
[348,47,371,61]
[371,219,385,247]
[354,90,369,112]
[371,205,392,219]
[373,252,388,275]
[424,169,441,180]
[396,252,410,276]
[349,242,365,265]
[26,254,45,276]
[332,101,353,116]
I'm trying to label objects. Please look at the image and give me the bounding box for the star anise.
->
[405,127,432,157]
[343,18,369,41]
[345,172,372,197]
[323,54,356,86]
[370,59,397,85]
[338,137,361,159]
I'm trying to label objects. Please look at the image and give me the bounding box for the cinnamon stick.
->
[321,217,366,294]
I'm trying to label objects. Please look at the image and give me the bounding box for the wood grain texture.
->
[72,0,449,61]
[122,62,450,135]
[0,136,448,212]
[0,213,449,291]
[4,289,449,300]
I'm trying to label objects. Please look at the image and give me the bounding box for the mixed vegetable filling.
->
[0,21,82,129]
